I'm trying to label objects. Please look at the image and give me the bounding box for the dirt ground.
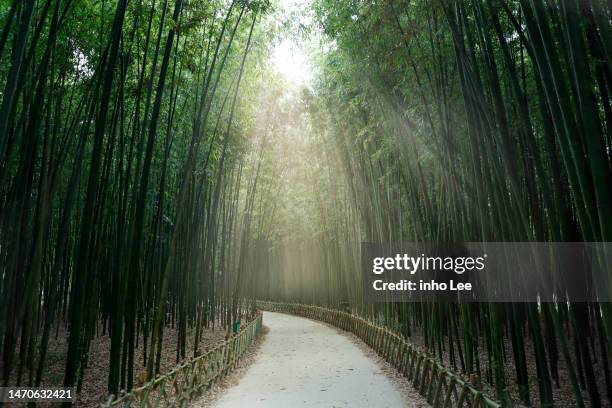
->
[2,322,228,407]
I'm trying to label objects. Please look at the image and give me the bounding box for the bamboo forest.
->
[0,0,611,406]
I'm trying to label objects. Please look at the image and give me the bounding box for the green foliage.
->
[0,0,272,396]
[246,0,612,406]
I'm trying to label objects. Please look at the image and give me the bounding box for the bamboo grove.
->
[1,0,612,406]
[241,0,612,407]
[0,0,273,397]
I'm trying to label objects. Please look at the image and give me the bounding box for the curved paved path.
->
[203,311,411,408]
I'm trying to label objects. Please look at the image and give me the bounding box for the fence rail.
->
[257,301,501,408]
[100,312,263,408]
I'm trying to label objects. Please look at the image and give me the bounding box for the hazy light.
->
[269,0,315,87]
[271,39,313,86]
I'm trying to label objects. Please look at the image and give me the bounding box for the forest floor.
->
[191,311,429,408]
[407,327,610,407]
[2,322,228,407]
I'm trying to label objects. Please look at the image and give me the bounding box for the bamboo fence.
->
[100,312,263,407]
[100,302,501,408]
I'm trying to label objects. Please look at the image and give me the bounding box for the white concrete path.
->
[206,311,411,408]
